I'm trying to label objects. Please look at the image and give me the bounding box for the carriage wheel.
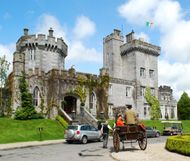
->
[113,131,120,152]
[138,132,147,150]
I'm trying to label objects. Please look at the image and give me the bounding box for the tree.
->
[177,92,190,120]
[15,73,38,120]
[0,55,10,116]
[145,87,160,120]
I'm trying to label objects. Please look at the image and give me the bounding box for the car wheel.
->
[81,136,88,144]
[155,132,160,137]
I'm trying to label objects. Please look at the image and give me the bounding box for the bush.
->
[56,115,68,128]
[165,134,190,156]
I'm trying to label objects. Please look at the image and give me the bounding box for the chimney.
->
[23,28,29,36]
[114,29,121,36]
[126,30,135,43]
[48,28,54,37]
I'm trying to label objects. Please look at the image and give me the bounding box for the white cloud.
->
[118,0,159,25]
[68,41,102,63]
[3,12,11,20]
[35,14,67,41]
[0,44,15,73]
[118,0,190,99]
[135,32,150,42]
[73,15,96,40]
[158,60,190,99]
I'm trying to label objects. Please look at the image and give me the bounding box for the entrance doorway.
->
[63,96,77,114]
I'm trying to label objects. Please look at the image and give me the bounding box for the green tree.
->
[15,73,37,120]
[145,87,160,120]
[0,55,10,116]
[177,92,190,120]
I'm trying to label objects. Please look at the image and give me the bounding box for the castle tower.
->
[104,29,160,119]
[103,29,124,78]
[12,28,68,110]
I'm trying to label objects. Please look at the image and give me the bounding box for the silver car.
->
[65,124,101,144]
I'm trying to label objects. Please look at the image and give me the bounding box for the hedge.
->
[165,134,190,156]
[55,115,68,129]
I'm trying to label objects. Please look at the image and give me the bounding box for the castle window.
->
[151,88,155,95]
[33,86,40,106]
[149,69,154,78]
[140,86,146,96]
[126,86,131,97]
[144,107,147,116]
[90,92,96,109]
[140,67,146,77]
[109,84,112,96]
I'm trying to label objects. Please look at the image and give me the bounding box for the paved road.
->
[0,136,168,161]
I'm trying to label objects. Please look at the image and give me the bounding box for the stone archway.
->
[62,96,77,114]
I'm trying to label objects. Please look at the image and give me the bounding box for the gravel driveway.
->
[111,142,189,161]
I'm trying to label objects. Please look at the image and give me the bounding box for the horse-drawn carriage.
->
[113,124,147,152]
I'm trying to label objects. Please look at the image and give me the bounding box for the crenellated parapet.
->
[16,28,67,57]
[121,39,160,56]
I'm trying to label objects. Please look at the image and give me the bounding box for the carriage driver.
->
[125,105,139,124]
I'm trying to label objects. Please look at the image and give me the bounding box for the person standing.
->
[101,121,109,148]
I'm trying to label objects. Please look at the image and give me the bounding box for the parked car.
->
[145,126,160,138]
[65,124,101,144]
[162,121,183,136]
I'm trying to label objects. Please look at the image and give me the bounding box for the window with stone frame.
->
[109,84,112,96]
[140,86,146,96]
[144,107,147,116]
[90,92,96,109]
[33,86,40,106]
[149,69,154,78]
[126,86,131,97]
[140,67,146,77]
[150,88,155,96]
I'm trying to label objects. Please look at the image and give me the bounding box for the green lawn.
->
[0,118,65,144]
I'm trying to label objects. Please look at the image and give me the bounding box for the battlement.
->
[103,29,124,43]
[159,85,173,93]
[120,36,160,56]
[16,28,68,57]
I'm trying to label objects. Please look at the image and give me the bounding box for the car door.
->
[146,126,154,137]
[90,125,99,140]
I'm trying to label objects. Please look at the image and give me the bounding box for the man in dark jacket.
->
[101,121,109,148]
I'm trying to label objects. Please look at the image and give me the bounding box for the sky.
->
[0,0,190,100]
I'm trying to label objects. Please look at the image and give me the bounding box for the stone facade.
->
[10,28,177,120]
[159,85,177,120]
[104,29,177,119]
[11,28,109,119]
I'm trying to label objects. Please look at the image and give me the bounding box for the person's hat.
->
[118,113,122,117]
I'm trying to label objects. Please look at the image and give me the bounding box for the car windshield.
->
[67,125,78,130]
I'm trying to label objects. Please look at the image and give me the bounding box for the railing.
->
[81,106,98,127]
[58,108,72,124]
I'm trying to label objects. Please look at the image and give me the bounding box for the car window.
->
[67,125,78,130]
[80,125,88,131]
[90,126,97,131]
[146,127,152,130]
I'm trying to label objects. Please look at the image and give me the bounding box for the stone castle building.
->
[9,28,177,121]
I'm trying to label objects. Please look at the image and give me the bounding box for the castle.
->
[9,28,177,121]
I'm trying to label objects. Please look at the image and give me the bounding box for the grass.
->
[0,117,65,144]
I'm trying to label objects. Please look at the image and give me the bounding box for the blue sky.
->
[1,0,190,99]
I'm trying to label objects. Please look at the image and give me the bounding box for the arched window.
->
[90,92,96,109]
[33,86,40,106]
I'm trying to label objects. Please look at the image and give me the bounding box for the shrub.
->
[56,115,68,128]
[165,134,190,156]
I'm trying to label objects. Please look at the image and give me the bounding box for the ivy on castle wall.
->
[77,73,110,119]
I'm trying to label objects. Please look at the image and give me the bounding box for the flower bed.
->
[165,134,190,156]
